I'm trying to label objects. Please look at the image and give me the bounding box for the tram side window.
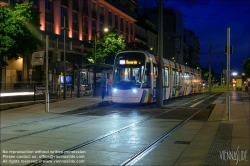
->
[153,65,158,88]
[173,70,180,87]
[179,72,183,86]
[191,74,195,86]
[185,73,190,85]
[143,63,151,87]
[164,68,169,87]
[176,71,180,86]
[172,70,175,86]
[114,69,120,83]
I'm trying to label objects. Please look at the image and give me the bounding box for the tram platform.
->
[0,91,249,165]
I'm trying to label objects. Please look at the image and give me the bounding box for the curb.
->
[60,100,113,114]
[0,99,113,112]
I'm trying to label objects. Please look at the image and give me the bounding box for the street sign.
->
[31,51,44,66]
[224,46,233,54]
[35,86,46,94]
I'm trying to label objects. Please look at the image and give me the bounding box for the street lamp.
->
[94,28,108,63]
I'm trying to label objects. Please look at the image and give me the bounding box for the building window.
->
[92,19,96,29]
[100,6,104,15]
[120,18,123,32]
[92,2,96,11]
[73,31,78,39]
[45,22,53,32]
[92,19,96,35]
[125,20,128,33]
[73,0,78,4]
[99,6,104,23]
[45,0,53,11]
[83,34,88,41]
[125,34,128,43]
[114,14,118,29]
[61,6,67,17]
[108,11,112,26]
[83,16,88,35]
[73,11,78,22]
[130,23,133,35]
[108,11,112,19]
[100,23,103,31]
[60,29,64,35]
[82,0,88,7]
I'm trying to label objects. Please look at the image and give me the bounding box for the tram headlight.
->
[132,88,137,93]
[113,88,117,93]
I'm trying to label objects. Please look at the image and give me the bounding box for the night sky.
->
[138,0,250,75]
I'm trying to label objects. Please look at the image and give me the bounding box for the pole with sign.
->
[225,28,231,120]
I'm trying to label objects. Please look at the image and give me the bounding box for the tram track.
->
[24,93,221,166]
[1,94,211,144]
[0,93,207,130]
[120,95,218,165]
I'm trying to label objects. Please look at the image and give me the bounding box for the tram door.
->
[153,65,158,98]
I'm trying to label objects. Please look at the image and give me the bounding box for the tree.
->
[243,58,250,78]
[0,2,43,67]
[86,29,126,64]
[126,41,151,52]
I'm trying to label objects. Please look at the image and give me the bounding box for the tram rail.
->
[24,93,221,166]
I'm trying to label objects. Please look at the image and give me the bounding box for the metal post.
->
[156,0,163,107]
[220,62,222,87]
[45,35,49,112]
[93,69,97,96]
[63,16,66,99]
[209,41,212,93]
[77,68,80,98]
[34,86,36,102]
[226,27,230,121]
[94,33,96,63]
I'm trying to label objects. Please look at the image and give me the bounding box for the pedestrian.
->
[245,82,248,93]
[101,71,107,100]
[248,81,250,95]
[107,76,112,98]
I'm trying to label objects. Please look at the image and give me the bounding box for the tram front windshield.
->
[113,65,145,89]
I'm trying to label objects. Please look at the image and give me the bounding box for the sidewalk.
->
[183,91,250,166]
[0,96,112,127]
[0,96,111,112]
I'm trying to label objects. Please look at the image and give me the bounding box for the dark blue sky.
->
[139,0,250,75]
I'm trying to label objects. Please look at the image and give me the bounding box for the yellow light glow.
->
[126,60,139,64]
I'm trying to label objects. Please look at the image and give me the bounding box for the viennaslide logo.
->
[219,146,248,165]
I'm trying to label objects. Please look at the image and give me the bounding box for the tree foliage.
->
[0,2,43,66]
[86,30,126,64]
[243,58,250,78]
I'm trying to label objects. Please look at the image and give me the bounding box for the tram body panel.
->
[112,88,154,103]
[112,50,201,104]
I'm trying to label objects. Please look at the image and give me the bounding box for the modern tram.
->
[112,51,202,103]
